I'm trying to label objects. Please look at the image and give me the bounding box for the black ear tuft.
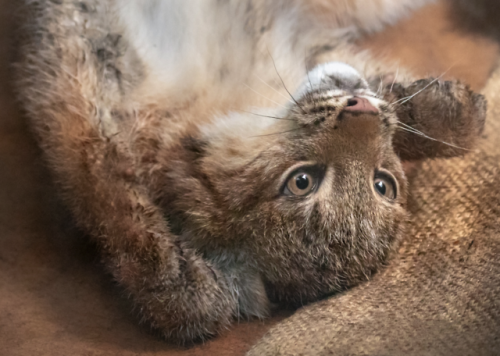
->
[385,79,486,161]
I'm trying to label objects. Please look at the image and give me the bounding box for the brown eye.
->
[286,172,316,196]
[374,172,397,200]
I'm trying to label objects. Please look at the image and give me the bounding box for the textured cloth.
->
[247,65,500,356]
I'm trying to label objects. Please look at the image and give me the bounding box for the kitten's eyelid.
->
[376,167,400,185]
[279,161,319,183]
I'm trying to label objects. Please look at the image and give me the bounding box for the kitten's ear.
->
[384,79,486,161]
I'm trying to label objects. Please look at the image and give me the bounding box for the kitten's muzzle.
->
[336,96,382,140]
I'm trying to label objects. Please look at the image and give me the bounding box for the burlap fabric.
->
[247,63,500,356]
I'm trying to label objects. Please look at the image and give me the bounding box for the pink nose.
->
[343,97,378,114]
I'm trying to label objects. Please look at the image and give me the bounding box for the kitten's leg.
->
[21,94,236,343]
[44,116,236,342]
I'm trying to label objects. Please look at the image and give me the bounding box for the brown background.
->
[1,1,499,355]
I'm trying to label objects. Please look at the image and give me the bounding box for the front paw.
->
[387,79,486,161]
[222,267,270,319]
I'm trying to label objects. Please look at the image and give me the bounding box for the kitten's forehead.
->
[295,62,371,99]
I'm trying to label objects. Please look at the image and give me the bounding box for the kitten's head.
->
[164,62,485,307]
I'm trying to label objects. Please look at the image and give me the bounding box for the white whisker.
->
[243,83,288,108]
[391,65,454,106]
[391,76,442,106]
[253,74,291,102]
[376,75,384,96]
[267,49,307,114]
[249,128,300,138]
[396,123,470,151]
[389,68,399,94]
[240,110,294,121]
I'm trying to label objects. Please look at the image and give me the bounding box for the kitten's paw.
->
[387,79,486,160]
[223,268,270,319]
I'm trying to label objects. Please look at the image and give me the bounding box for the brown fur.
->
[17,0,485,343]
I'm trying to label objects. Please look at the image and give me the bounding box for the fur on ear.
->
[385,79,486,161]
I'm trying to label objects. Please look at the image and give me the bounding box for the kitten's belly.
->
[115,0,311,113]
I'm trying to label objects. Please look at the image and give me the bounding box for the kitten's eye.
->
[374,171,397,200]
[286,172,316,196]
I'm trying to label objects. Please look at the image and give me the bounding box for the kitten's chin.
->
[261,242,399,308]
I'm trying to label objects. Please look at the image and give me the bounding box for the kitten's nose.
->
[343,97,378,114]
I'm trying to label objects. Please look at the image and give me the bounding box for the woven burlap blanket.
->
[247,65,500,356]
